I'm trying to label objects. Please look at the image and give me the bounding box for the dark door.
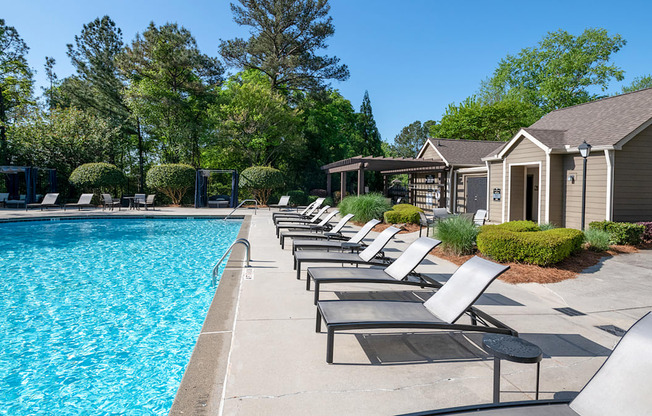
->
[466,177,487,213]
[526,174,534,221]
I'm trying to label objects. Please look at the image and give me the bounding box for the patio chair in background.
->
[400,311,652,416]
[101,194,121,211]
[474,209,487,226]
[316,256,513,363]
[307,236,442,303]
[63,193,95,211]
[134,193,146,207]
[6,194,26,208]
[272,197,325,222]
[26,193,60,211]
[269,195,291,211]
[294,226,401,280]
[291,219,380,254]
[136,194,156,210]
[280,214,354,249]
[419,208,451,237]
[0,193,8,207]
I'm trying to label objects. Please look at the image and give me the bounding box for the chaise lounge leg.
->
[306,272,311,290]
[326,327,335,364]
[296,262,301,280]
[280,236,285,249]
[316,308,322,332]
[314,282,320,305]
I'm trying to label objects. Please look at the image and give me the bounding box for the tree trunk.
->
[137,117,145,192]
[0,89,7,165]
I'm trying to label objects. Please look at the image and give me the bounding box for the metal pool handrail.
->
[223,199,258,220]
[212,238,251,287]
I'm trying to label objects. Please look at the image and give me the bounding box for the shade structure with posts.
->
[578,141,591,230]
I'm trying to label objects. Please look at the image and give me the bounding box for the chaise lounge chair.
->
[63,193,95,211]
[400,311,652,416]
[268,195,291,210]
[101,194,121,211]
[0,193,8,207]
[316,256,513,363]
[272,198,325,222]
[275,205,330,236]
[307,236,442,303]
[294,226,401,280]
[276,209,339,238]
[26,193,60,211]
[280,213,354,249]
[291,219,381,253]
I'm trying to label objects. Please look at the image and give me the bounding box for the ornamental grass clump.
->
[338,193,391,223]
[583,228,611,252]
[433,215,479,255]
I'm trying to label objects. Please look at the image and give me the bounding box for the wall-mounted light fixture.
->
[567,175,575,183]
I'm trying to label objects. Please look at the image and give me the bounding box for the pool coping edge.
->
[169,214,252,415]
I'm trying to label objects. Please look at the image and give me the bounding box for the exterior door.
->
[466,177,487,213]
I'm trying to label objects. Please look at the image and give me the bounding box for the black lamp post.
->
[578,141,592,230]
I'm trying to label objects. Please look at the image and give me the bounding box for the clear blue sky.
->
[3,0,652,143]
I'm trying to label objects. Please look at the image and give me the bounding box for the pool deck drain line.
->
[217,259,247,416]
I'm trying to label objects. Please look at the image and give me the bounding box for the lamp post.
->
[578,141,592,230]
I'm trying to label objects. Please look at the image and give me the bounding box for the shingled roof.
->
[420,138,505,166]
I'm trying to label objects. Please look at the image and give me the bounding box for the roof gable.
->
[419,138,504,166]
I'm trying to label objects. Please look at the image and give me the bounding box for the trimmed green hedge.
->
[146,164,196,205]
[383,203,423,224]
[477,222,584,266]
[482,220,540,233]
[287,190,307,206]
[69,163,124,192]
[588,221,644,245]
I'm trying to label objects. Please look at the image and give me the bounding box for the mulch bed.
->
[368,222,422,234]
[430,244,641,284]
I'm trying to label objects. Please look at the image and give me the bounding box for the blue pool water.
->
[0,218,242,415]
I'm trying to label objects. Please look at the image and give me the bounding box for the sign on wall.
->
[426,192,433,206]
[493,188,501,201]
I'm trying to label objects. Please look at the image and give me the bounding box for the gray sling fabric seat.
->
[291,219,381,253]
[307,236,442,303]
[400,311,652,416]
[268,195,291,210]
[280,213,355,249]
[63,193,94,210]
[272,198,324,222]
[316,256,513,363]
[294,226,401,280]
[275,206,331,237]
[26,193,60,211]
[276,210,339,236]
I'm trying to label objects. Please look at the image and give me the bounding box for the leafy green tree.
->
[62,16,131,164]
[354,91,382,156]
[118,22,224,167]
[480,28,626,112]
[8,107,121,195]
[146,164,196,205]
[390,120,436,158]
[42,56,59,111]
[622,74,652,93]
[210,71,300,167]
[239,165,284,205]
[0,19,34,164]
[220,0,349,92]
[430,96,543,141]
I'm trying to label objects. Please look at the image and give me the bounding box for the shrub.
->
[538,222,557,231]
[287,190,307,206]
[583,228,611,252]
[589,221,645,245]
[309,188,328,197]
[338,193,391,223]
[239,166,284,205]
[477,226,584,266]
[383,204,423,224]
[636,222,652,244]
[481,220,539,233]
[146,164,196,205]
[434,215,480,255]
[69,163,124,193]
[333,191,347,203]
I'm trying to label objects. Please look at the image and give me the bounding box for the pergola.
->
[194,169,239,208]
[321,156,446,197]
[1,166,57,204]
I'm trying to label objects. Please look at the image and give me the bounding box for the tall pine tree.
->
[355,91,382,156]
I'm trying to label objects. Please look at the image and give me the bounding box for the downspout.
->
[485,161,491,221]
[605,149,615,221]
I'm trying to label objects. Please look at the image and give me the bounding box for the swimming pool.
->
[0,218,242,415]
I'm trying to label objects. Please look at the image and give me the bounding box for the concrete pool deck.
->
[2,206,651,415]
